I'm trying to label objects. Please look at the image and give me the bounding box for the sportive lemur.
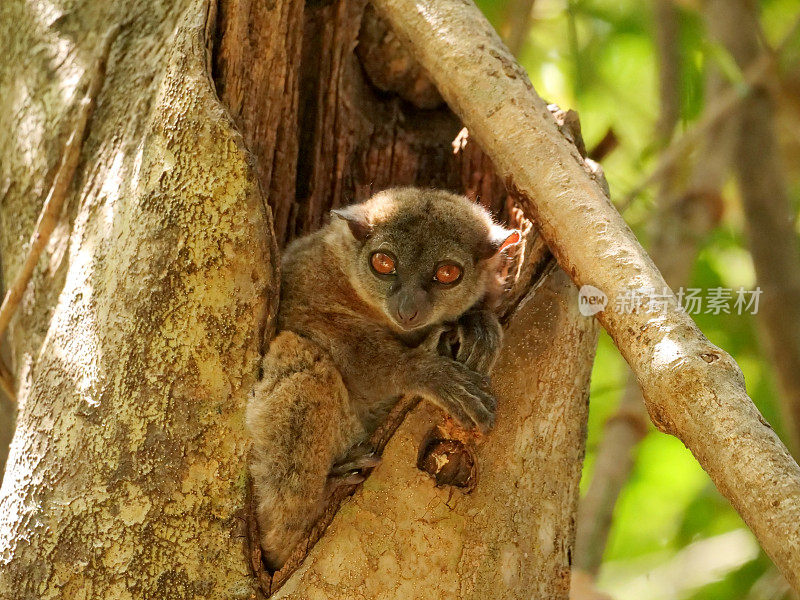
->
[247,187,520,570]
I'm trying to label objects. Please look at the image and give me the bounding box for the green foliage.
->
[473,0,800,598]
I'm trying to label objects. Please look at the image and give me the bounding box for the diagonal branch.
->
[0,24,122,404]
[371,0,800,589]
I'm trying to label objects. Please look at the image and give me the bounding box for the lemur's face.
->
[333,188,519,332]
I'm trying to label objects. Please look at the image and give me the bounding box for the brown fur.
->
[247,188,518,569]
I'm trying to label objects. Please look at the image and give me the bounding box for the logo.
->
[578,285,607,316]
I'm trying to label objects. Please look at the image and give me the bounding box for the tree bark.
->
[0,2,275,597]
[371,0,800,589]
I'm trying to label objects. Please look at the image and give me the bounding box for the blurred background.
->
[470,0,800,598]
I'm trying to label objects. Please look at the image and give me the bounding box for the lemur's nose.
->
[397,306,419,324]
[393,287,428,327]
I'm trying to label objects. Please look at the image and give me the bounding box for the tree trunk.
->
[0,0,596,598]
[0,1,275,597]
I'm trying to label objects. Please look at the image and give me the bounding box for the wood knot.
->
[700,352,719,363]
[417,424,478,491]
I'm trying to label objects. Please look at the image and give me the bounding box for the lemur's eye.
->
[370,251,396,275]
[434,263,463,285]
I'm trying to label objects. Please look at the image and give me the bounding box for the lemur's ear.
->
[331,204,372,241]
[480,225,521,259]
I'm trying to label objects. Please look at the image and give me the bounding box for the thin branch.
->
[709,0,800,456]
[372,0,800,589]
[588,128,619,162]
[0,359,16,404]
[567,0,584,92]
[500,0,536,57]
[618,13,800,212]
[654,0,681,142]
[0,25,121,404]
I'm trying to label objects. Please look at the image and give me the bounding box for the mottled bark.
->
[0,1,275,597]
[371,0,800,589]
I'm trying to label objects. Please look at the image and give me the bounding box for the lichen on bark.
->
[0,2,275,598]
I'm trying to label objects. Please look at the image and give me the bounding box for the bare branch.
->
[708,0,800,456]
[500,0,536,57]
[371,0,800,589]
[619,13,800,211]
[588,128,619,162]
[654,0,681,142]
[575,383,649,575]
